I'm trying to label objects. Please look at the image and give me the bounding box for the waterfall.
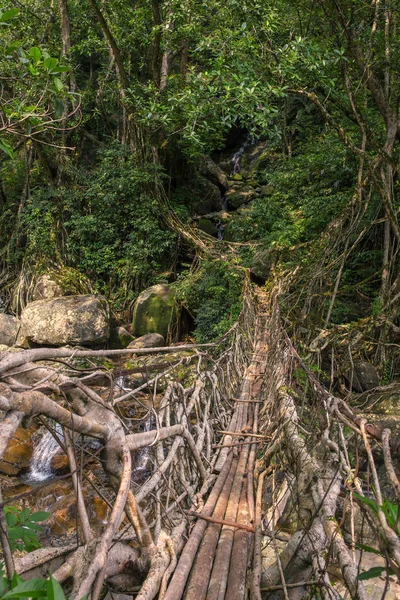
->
[26,425,63,482]
[216,220,224,240]
[134,415,153,474]
[231,135,255,175]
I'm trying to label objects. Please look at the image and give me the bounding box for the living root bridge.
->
[2,280,398,599]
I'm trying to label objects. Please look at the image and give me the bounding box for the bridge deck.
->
[164,310,268,600]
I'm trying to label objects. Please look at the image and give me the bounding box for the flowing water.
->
[231,136,253,175]
[26,424,64,483]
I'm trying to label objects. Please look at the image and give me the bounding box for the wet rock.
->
[199,156,229,190]
[20,295,110,346]
[219,161,232,175]
[50,454,69,474]
[0,428,33,475]
[132,285,176,339]
[198,218,218,237]
[109,326,135,349]
[225,185,256,210]
[0,313,20,346]
[346,362,379,392]
[194,177,222,215]
[128,333,165,349]
[32,275,64,301]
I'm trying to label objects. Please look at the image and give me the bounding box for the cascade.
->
[231,135,253,175]
[26,424,63,482]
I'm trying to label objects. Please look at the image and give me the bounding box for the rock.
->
[128,333,165,349]
[132,284,176,339]
[225,185,256,210]
[198,218,218,237]
[219,161,232,175]
[20,295,109,346]
[346,361,379,392]
[33,275,64,301]
[199,156,229,189]
[250,249,273,281]
[109,326,135,349]
[51,454,69,474]
[0,427,33,475]
[0,313,20,346]
[232,173,243,181]
[194,177,222,215]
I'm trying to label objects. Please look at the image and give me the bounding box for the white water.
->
[135,416,153,473]
[231,135,256,175]
[27,425,63,482]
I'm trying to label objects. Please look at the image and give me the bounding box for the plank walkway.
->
[164,308,268,600]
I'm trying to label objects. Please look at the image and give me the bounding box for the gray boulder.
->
[199,156,229,190]
[20,295,109,346]
[347,361,380,392]
[128,333,165,349]
[0,313,20,346]
[132,284,176,339]
[194,177,222,215]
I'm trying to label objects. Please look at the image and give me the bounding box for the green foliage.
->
[4,506,49,553]
[18,142,177,304]
[0,570,71,600]
[173,260,244,342]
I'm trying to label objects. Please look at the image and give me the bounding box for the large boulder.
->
[346,361,380,393]
[0,313,20,346]
[199,156,229,190]
[132,285,175,339]
[194,177,222,215]
[128,333,165,349]
[20,295,109,346]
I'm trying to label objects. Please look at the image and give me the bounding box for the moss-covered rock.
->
[109,326,135,349]
[225,185,256,210]
[132,284,176,339]
[198,218,218,236]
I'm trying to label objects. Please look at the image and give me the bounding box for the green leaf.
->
[47,575,66,600]
[356,543,382,556]
[0,9,20,22]
[11,573,23,588]
[53,77,64,93]
[44,57,58,72]
[29,47,42,63]
[357,566,388,580]
[2,578,48,598]
[29,512,50,522]
[5,513,17,527]
[54,98,65,118]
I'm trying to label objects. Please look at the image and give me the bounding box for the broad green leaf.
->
[357,566,388,580]
[356,543,382,556]
[44,57,58,72]
[48,575,66,600]
[29,47,41,63]
[2,578,48,598]
[0,8,20,22]
[53,77,64,92]
[29,512,50,522]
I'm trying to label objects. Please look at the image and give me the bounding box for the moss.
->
[132,284,177,338]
